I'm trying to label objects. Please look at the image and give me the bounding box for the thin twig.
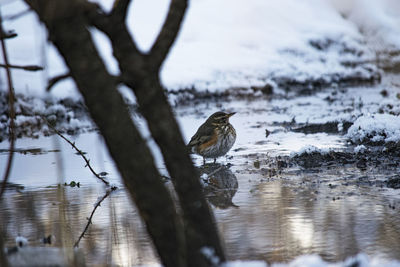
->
[46,73,122,92]
[46,72,70,91]
[41,116,111,186]
[74,188,116,247]
[0,63,43,71]
[0,10,16,200]
[0,29,17,40]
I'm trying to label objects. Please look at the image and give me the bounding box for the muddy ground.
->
[1,71,400,195]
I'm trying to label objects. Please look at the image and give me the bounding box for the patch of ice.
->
[346,114,400,144]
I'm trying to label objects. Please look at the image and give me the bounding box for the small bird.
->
[188,111,236,164]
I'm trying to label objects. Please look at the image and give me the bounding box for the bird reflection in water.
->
[198,163,238,209]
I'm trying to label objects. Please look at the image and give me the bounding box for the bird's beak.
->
[227,112,236,117]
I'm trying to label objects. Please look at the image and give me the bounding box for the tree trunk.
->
[133,75,226,266]
[24,1,186,266]
[24,0,226,266]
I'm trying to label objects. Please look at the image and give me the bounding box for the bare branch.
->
[0,63,43,71]
[74,187,116,247]
[0,29,17,40]
[0,11,16,201]
[82,1,143,67]
[82,2,113,34]
[111,0,131,21]
[150,0,188,70]
[46,72,71,91]
[46,72,122,91]
[42,116,111,187]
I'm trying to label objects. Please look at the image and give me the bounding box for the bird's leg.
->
[213,158,216,164]
[203,157,206,165]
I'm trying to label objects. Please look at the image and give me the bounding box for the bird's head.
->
[208,111,236,125]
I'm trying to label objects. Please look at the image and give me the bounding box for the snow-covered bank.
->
[346,114,400,144]
[2,0,398,98]
[0,91,92,141]
[331,0,400,51]
[159,0,378,92]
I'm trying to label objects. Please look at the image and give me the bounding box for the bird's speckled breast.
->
[199,124,236,158]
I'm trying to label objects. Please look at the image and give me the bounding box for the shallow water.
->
[2,163,400,266]
[1,79,400,265]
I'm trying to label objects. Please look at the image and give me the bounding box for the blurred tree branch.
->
[0,10,16,201]
[46,73,71,91]
[0,11,14,267]
[0,29,17,40]
[150,0,187,69]
[111,0,131,21]
[24,0,226,266]
[0,63,43,71]
[46,72,122,91]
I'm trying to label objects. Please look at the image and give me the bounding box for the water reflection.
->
[218,177,400,264]
[1,174,400,266]
[198,163,239,209]
[0,186,158,266]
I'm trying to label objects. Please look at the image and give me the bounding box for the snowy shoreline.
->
[1,0,399,98]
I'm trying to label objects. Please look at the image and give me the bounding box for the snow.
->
[2,0,398,97]
[332,0,400,50]
[15,236,28,247]
[159,0,374,92]
[200,247,220,266]
[354,144,367,153]
[346,114,400,144]
[290,145,333,157]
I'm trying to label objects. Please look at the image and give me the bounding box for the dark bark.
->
[134,76,226,266]
[0,232,8,267]
[24,1,185,266]
[150,0,188,69]
[86,1,226,265]
[25,0,226,266]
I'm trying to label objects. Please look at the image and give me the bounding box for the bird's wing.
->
[187,123,214,147]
